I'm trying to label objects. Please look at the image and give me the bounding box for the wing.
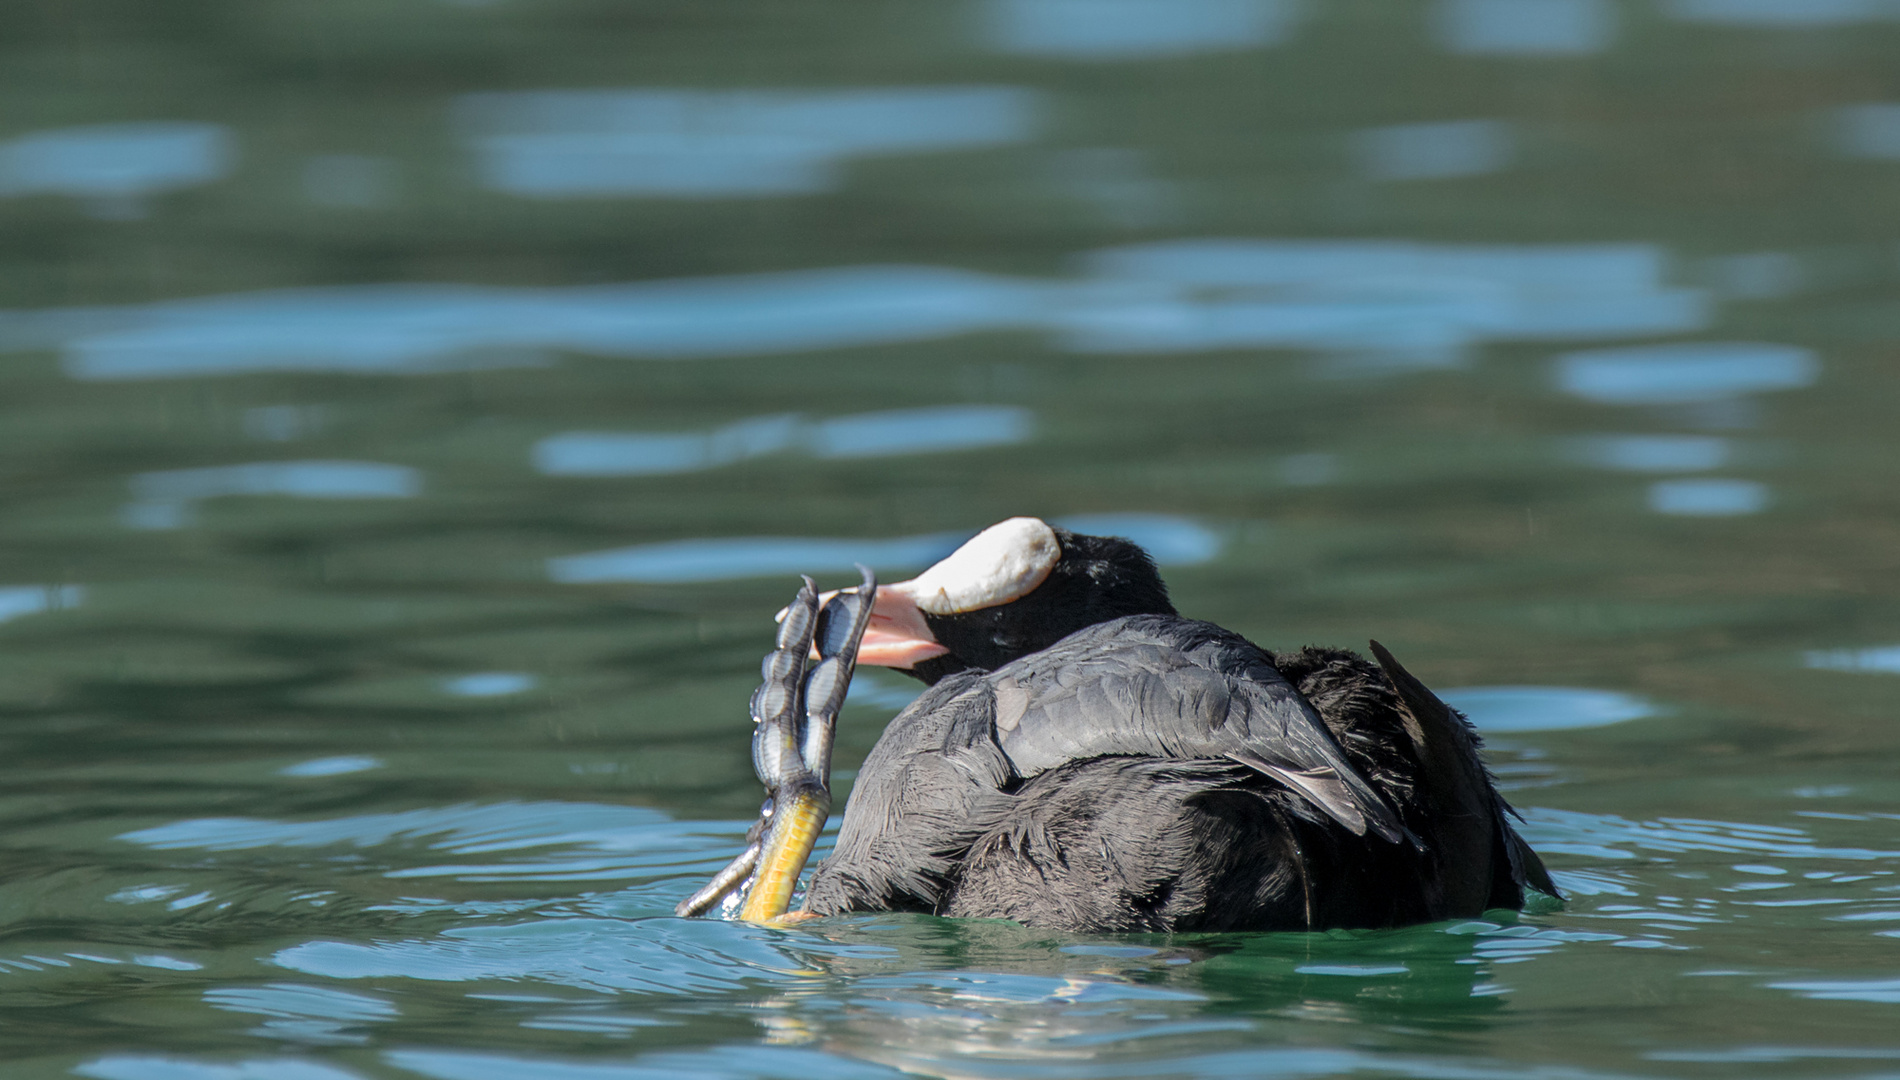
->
[990,616,1407,844]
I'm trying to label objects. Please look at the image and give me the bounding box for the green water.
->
[6,2,1900,1076]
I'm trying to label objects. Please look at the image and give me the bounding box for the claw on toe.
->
[679,565,878,922]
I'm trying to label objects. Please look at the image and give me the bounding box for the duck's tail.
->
[1369,640,1560,914]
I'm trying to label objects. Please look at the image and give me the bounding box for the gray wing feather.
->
[992,617,1405,844]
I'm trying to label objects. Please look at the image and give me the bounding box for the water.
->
[4,3,1900,1077]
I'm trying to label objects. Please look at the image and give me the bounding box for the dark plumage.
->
[806,611,1554,931]
[700,517,1557,932]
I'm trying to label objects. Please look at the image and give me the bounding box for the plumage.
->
[806,613,1552,931]
[709,517,1557,932]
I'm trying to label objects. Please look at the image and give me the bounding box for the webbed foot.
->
[674,565,876,922]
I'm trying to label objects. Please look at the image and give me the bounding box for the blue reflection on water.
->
[1805,645,1900,674]
[810,405,1034,458]
[1770,978,1900,1003]
[1704,252,1806,300]
[1836,104,1900,160]
[534,406,1032,476]
[1440,686,1656,732]
[456,87,1038,198]
[983,0,1299,59]
[548,515,1220,584]
[1554,343,1818,405]
[31,268,1048,380]
[121,801,676,853]
[387,1045,909,1080]
[124,461,422,530]
[1279,451,1340,486]
[1647,478,1769,517]
[302,154,399,209]
[1355,120,1515,182]
[1433,0,1616,55]
[1672,0,1895,26]
[0,584,83,624]
[0,122,233,206]
[1568,434,1732,472]
[443,673,538,697]
[1520,808,1898,862]
[280,756,384,778]
[274,918,824,996]
[5,243,1720,380]
[77,1056,364,1080]
[535,414,798,476]
[1070,240,1707,366]
[204,983,398,1046]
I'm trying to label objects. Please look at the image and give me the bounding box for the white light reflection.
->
[983,0,1300,59]
[457,87,1037,198]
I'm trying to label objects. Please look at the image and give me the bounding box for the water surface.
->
[4,3,1900,1077]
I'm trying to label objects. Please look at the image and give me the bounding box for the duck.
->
[680,516,1556,932]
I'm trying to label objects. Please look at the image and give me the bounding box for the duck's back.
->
[806,615,1552,930]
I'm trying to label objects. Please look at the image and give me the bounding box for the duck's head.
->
[853,517,1177,684]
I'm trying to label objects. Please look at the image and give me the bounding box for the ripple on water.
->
[386,1044,909,1080]
[203,983,398,1046]
[118,801,742,886]
[273,917,842,997]
[1769,978,1900,1004]
[76,1057,365,1080]
[1520,807,1900,863]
